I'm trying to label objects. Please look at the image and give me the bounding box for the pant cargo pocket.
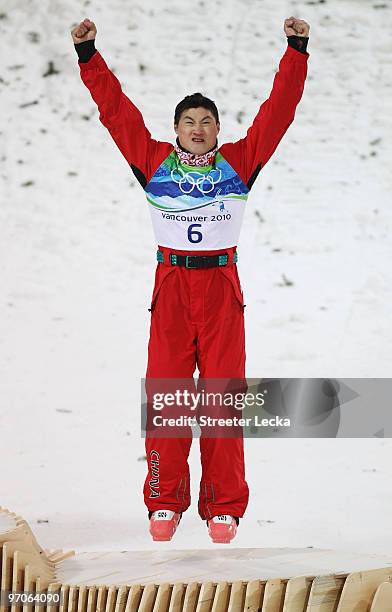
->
[219,266,246,312]
[148,266,176,313]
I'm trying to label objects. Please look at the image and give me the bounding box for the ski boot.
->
[149,510,182,542]
[207,515,239,544]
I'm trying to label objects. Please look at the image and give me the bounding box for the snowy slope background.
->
[1,0,392,556]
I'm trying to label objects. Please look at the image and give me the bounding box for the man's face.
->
[174,107,220,156]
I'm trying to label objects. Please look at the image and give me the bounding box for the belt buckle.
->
[185,255,197,269]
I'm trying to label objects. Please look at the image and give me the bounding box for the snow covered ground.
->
[1,0,392,561]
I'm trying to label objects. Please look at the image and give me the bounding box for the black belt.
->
[157,250,237,268]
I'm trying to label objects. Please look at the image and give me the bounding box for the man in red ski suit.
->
[72,16,310,543]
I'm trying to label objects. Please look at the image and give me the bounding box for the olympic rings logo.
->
[171,167,222,194]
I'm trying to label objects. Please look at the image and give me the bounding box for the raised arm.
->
[71,19,172,187]
[220,17,310,189]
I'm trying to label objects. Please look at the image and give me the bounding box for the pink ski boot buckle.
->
[208,515,238,544]
[149,510,181,542]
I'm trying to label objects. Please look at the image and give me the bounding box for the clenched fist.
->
[71,18,97,44]
[284,17,310,37]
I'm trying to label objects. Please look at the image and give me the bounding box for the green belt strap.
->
[156,250,238,265]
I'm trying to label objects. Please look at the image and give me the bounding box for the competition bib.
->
[144,151,249,250]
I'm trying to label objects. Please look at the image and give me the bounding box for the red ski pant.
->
[143,245,249,520]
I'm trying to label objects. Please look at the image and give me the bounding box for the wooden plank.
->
[124,586,142,612]
[33,577,41,612]
[48,552,75,564]
[22,566,36,612]
[67,586,79,612]
[59,585,70,612]
[211,582,230,612]
[12,551,25,593]
[152,583,171,611]
[227,581,245,612]
[96,587,108,612]
[11,550,25,612]
[244,580,264,612]
[45,551,62,559]
[1,544,13,606]
[168,583,185,612]
[104,587,117,612]
[85,587,97,612]
[114,586,128,612]
[262,579,286,611]
[76,586,88,612]
[195,582,215,612]
[370,581,392,611]
[307,574,346,611]
[337,568,392,612]
[0,542,3,596]
[137,584,157,612]
[182,582,200,612]
[282,576,311,612]
[47,582,62,612]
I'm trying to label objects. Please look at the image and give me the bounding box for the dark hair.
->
[174,92,219,125]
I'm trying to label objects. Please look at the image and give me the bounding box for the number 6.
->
[187,223,203,243]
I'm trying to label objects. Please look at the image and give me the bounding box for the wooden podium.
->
[1,507,391,611]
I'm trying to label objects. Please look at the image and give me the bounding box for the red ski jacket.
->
[78,45,308,190]
[77,44,309,250]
